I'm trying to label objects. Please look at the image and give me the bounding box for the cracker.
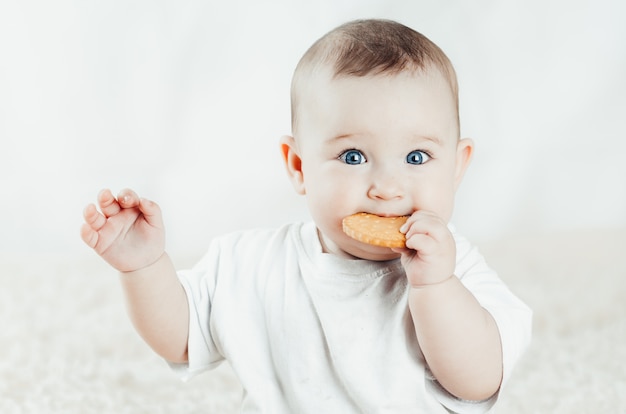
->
[342,213,408,248]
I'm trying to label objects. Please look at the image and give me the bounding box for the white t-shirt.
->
[171,222,531,413]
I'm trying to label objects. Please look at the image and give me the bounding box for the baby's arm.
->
[397,211,502,402]
[81,189,189,363]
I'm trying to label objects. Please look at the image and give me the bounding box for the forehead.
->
[294,67,459,141]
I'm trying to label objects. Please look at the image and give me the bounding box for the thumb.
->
[138,198,164,228]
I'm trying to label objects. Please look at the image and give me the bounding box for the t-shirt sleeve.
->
[168,240,226,381]
[426,367,499,413]
[427,227,532,413]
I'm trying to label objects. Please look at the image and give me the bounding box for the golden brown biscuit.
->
[342,213,408,248]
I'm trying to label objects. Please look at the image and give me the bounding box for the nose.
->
[367,166,404,201]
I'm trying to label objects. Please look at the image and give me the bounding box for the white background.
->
[1,0,624,257]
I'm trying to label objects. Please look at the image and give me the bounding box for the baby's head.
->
[290,19,460,137]
[281,19,473,260]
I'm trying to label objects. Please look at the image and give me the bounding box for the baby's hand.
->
[394,210,456,287]
[80,189,165,272]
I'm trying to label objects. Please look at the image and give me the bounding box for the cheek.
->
[307,175,352,210]
[416,165,458,210]
[303,161,352,196]
[302,168,358,220]
[436,175,459,219]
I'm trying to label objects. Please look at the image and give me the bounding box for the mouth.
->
[359,211,411,219]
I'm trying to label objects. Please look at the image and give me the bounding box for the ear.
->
[279,135,306,195]
[454,138,474,189]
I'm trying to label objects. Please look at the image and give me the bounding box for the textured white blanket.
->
[1,228,624,413]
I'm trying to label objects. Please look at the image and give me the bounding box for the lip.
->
[360,211,411,218]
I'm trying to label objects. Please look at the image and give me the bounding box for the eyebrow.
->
[329,133,444,146]
[414,134,444,146]
[328,133,356,140]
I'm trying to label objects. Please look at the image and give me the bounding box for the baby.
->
[81,19,531,413]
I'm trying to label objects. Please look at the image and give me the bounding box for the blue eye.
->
[406,150,430,165]
[339,149,366,165]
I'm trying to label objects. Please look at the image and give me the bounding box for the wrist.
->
[409,273,455,290]
[120,252,168,276]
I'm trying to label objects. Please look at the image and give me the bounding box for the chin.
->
[345,243,402,262]
[320,229,402,262]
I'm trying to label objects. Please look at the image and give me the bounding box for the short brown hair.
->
[291,19,459,134]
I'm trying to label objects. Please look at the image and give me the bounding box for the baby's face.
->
[290,69,471,260]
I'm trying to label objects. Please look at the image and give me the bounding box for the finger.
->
[405,233,437,253]
[97,189,121,218]
[391,246,412,255]
[117,188,141,209]
[137,198,163,228]
[80,222,99,248]
[401,210,436,233]
[83,203,106,231]
[404,212,447,240]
